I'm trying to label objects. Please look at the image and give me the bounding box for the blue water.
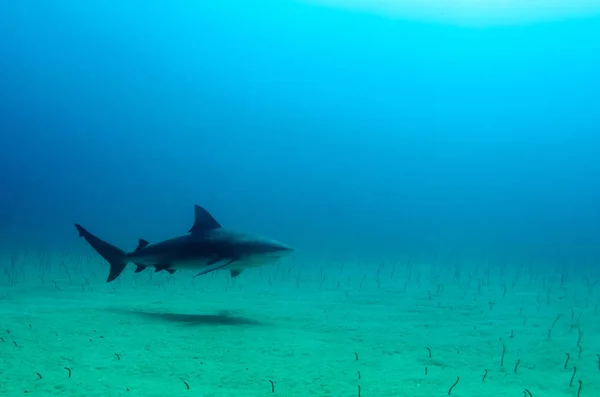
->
[1,2,599,271]
[1,3,600,397]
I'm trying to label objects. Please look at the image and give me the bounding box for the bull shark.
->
[74,204,293,282]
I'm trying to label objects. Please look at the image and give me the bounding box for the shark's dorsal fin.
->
[188,205,221,234]
[135,239,150,251]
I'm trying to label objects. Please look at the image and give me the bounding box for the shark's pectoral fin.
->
[194,259,237,277]
[134,263,147,273]
[230,269,244,278]
[206,257,221,265]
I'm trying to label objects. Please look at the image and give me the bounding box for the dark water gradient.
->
[0,1,599,269]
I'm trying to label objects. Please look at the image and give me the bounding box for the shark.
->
[74,204,293,282]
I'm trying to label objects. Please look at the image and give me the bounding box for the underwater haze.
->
[1,1,600,263]
[1,1,600,396]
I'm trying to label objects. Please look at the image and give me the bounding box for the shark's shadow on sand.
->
[105,308,266,326]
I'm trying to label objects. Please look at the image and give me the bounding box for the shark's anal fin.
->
[166,269,176,275]
[188,205,221,234]
[134,263,147,273]
[135,239,150,251]
[230,269,244,278]
[194,258,237,277]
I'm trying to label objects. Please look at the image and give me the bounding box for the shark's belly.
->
[169,258,214,270]
[229,255,281,269]
[172,255,280,271]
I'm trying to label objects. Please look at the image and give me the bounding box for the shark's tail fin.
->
[74,224,127,282]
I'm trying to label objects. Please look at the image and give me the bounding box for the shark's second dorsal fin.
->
[188,205,221,234]
[136,239,150,251]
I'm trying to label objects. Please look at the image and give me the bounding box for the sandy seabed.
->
[0,255,598,397]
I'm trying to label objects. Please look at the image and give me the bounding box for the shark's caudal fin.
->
[74,224,127,282]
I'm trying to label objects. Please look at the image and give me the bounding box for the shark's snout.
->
[274,241,294,253]
[259,240,293,260]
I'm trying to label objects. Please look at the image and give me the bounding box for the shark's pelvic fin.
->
[74,224,127,283]
[154,266,176,275]
[135,239,150,251]
[134,264,147,273]
[188,205,221,234]
[154,264,171,273]
[230,269,244,278]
